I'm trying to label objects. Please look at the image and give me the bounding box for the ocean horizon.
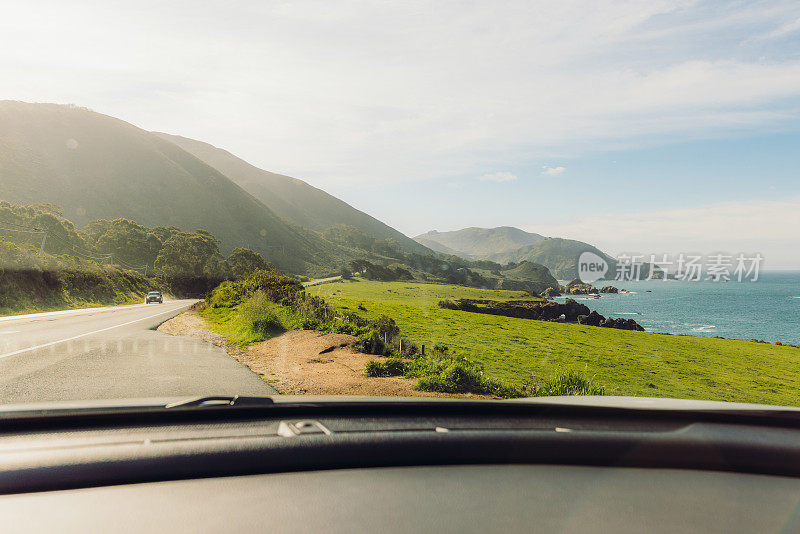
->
[553,270,800,345]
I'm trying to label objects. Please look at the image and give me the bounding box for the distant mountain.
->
[415,226,622,280]
[0,101,352,273]
[412,237,462,256]
[498,238,617,280]
[414,227,545,259]
[154,133,431,256]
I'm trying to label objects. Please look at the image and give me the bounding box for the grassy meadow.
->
[308,279,800,406]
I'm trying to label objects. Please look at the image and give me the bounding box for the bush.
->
[364,358,406,377]
[415,361,481,393]
[206,280,248,308]
[438,299,459,310]
[301,318,320,330]
[244,268,303,302]
[521,370,605,397]
[251,314,283,336]
[238,291,286,337]
[330,321,359,336]
[374,315,400,337]
[356,329,392,356]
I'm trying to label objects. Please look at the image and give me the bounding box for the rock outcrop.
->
[563,279,598,294]
[578,311,644,331]
[439,297,644,331]
[541,287,561,298]
[439,298,590,322]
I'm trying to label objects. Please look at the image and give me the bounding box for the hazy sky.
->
[2,1,800,267]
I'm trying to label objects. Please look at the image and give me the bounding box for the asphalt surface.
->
[301,275,342,287]
[0,301,275,404]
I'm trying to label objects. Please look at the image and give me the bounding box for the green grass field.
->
[308,279,800,406]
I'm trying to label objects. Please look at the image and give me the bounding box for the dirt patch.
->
[158,309,490,398]
[157,307,229,347]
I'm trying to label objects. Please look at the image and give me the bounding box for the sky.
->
[2,0,800,267]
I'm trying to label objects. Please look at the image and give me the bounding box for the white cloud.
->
[757,17,800,40]
[1,1,800,188]
[541,166,566,176]
[530,198,800,270]
[478,172,517,183]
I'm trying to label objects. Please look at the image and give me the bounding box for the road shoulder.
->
[158,307,489,398]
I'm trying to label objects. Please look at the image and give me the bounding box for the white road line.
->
[0,302,152,324]
[0,305,190,360]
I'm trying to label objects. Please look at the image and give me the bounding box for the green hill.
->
[0,101,354,274]
[502,261,559,287]
[413,237,462,256]
[498,238,616,279]
[154,133,431,256]
[414,226,545,259]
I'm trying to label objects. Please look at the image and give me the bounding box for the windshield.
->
[0,1,798,409]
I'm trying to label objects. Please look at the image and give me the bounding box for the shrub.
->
[438,299,459,310]
[251,314,283,336]
[521,370,605,397]
[364,358,406,377]
[356,329,392,356]
[415,361,482,393]
[205,280,248,308]
[238,291,286,337]
[244,268,303,302]
[432,343,449,354]
[374,315,400,337]
[301,318,320,330]
[331,321,358,336]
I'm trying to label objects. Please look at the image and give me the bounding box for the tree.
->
[226,247,268,279]
[154,231,224,277]
[88,218,162,267]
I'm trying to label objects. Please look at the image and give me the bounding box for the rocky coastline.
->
[439,297,644,331]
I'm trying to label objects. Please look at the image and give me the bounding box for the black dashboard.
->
[1,396,800,532]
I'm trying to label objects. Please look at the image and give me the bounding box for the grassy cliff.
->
[308,279,800,406]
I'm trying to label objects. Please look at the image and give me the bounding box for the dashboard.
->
[0,396,799,532]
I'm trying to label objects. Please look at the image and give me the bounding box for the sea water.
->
[552,271,800,345]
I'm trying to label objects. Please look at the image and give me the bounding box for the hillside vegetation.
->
[0,239,154,314]
[0,201,281,309]
[308,280,800,406]
[415,227,545,258]
[0,101,361,273]
[497,238,617,279]
[156,133,431,256]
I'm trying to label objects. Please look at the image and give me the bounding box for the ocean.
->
[552,271,800,345]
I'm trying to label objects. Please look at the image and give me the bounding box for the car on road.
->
[145,291,163,304]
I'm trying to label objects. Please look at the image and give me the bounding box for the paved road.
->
[302,276,341,287]
[0,301,275,404]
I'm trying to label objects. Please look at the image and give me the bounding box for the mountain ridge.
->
[414,226,546,259]
[0,101,354,273]
[153,132,431,256]
[416,226,620,279]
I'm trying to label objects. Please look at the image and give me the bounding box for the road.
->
[0,301,275,404]
[302,275,341,287]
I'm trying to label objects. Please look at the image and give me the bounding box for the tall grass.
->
[201,290,304,345]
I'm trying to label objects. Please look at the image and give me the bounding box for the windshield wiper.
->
[164,395,275,409]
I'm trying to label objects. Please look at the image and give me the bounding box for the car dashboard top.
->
[1,396,800,533]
